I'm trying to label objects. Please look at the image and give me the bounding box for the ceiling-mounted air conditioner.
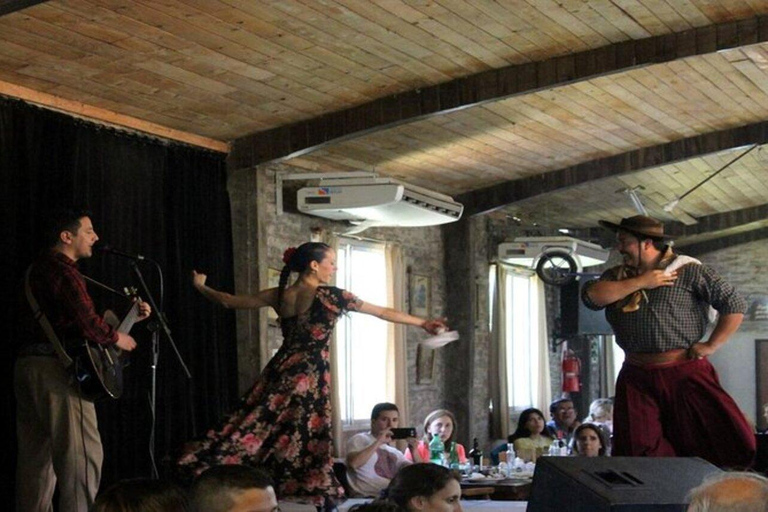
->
[297,176,463,229]
[498,236,610,285]
[498,236,609,269]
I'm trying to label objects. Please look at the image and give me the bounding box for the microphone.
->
[97,244,146,261]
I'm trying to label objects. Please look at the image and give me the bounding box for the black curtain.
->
[0,98,240,503]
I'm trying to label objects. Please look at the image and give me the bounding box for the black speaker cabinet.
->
[528,456,721,512]
[755,433,768,473]
[560,280,613,336]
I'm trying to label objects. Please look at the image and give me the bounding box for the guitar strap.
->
[24,265,74,369]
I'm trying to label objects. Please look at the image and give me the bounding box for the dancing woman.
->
[178,242,446,509]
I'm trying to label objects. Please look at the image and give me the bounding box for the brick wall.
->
[689,238,768,424]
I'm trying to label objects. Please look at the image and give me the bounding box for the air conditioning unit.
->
[297,177,463,228]
[498,236,609,270]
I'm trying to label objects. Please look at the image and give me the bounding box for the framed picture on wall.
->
[267,268,281,323]
[756,339,768,432]
[410,274,431,317]
[416,344,435,384]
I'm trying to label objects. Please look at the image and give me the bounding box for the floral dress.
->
[178,286,361,505]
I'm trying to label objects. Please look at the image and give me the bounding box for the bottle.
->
[559,439,569,456]
[429,434,445,464]
[468,437,483,468]
[548,441,559,456]
[505,443,516,467]
[449,441,460,469]
[549,431,564,456]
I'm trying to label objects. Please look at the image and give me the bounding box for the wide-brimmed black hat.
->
[598,215,673,240]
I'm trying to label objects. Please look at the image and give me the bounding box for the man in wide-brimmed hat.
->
[581,215,755,468]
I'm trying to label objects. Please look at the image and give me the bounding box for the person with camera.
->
[346,403,422,497]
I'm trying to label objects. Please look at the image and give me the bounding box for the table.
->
[461,477,532,501]
[280,497,529,512]
[457,500,528,511]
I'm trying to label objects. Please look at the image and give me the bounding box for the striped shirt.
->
[581,254,746,353]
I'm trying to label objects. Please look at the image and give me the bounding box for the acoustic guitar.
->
[66,289,142,401]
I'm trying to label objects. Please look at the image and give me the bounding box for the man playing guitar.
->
[15,209,151,512]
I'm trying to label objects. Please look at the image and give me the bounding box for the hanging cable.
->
[663,144,759,212]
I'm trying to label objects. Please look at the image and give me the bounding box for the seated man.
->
[546,398,580,444]
[346,403,420,497]
[687,472,768,511]
[191,464,278,512]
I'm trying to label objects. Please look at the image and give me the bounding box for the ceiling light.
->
[663,198,679,212]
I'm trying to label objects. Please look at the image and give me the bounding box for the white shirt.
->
[345,432,410,497]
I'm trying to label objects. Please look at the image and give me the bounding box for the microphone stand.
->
[129,259,191,479]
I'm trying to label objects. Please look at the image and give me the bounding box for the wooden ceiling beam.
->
[459,121,768,216]
[577,223,768,258]
[229,15,768,171]
[0,0,48,17]
[671,205,768,239]
[570,204,768,241]
[680,227,768,257]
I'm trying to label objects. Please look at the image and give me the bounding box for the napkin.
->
[420,330,459,348]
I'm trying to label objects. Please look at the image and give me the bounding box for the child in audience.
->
[405,409,467,464]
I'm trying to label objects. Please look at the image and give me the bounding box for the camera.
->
[390,427,417,439]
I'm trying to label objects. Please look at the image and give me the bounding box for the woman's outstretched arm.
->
[357,301,447,334]
[192,270,277,310]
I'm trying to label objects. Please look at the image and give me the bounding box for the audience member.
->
[488,439,508,466]
[584,398,614,434]
[546,398,580,443]
[406,409,467,464]
[190,465,278,512]
[687,472,768,512]
[90,478,189,512]
[382,463,462,512]
[570,423,609,457]
[346,402,419,497]
[509,408,554,462]
[347,501,403,512]
[759,402,768,434]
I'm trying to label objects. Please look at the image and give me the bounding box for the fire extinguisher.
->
[561,346,581,393]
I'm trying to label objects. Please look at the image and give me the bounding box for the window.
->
[335,240,390,427]
[607,335,623,396]
[504,270,543,410]
[490,264,550,437]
